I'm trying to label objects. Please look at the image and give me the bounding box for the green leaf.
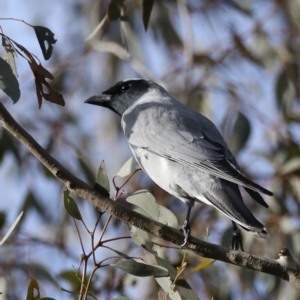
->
[0,56,20,103]
[114,260,168,277]
[279,158,300,175]
[0,130,21,164]
[63,190,82,220]
[155,277,181,300]
[78,155,95,185]
[2,36,18,77]
[95,160,110,195]
[40,298,56,300]
[188,258,215,273]
[108,248,132,259]
[226,0,252,16]
[116,157,140,178]
[230,112,251,155]
[0,211,23,246]
[59,270,81,293]
[127,190,178,228]
[107,0,125,21]
[128,225,154,253]
[20,191,50,222]
[276,70,289,109]
[26,278,40,300]
[175,280,201,300]
[142,0,155,31]
[19,263,57,287]
[289,176,300,202]
[33,26,57,60]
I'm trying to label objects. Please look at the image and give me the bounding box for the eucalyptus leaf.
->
[95,160,110,195]
[33,25,57,60]
[0,211,23,246]
[128,225,154,253]
[230,112,251,155]
[2,36,18,77]
[116,157,140,178]
[114,260,168,277]
[155,277,182,300]
[107,0,125,21]
[142,0,155,31]
[63,191,82,220]
[276,70,289,109]
[127,190,178,228]
[26,278,40,300]
[78,155,95,185]
[0,56,20,103]
[279,158,300,175]
[175,280,201,300]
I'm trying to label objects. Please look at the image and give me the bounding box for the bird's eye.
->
[121,83,132,92]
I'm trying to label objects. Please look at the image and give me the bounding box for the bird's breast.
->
[129,145,178,194]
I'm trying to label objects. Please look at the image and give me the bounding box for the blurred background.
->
[0,0,300,299]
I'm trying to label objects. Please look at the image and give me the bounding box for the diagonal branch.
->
[0,102,299,289]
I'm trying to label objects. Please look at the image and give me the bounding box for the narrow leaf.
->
[127,190,178,228]
[63,190,82,220]
[155,277,181,300]
[95,160,110,194]
[230,112,251,155]
[280,158,300,175]
[116,157,140,178]
[0,57,20,103]
[128,225,154,253]
[142,0,155,31]
[2,36,18,77]
[190,259,215,272]
[33,26,57,60]
[276,70,289,109]
[107,0,125,21]
[0,211,23,246]
[26,278,40,300]
[78,155,95,185]
[175,280,200,300]
[114,260,168,277]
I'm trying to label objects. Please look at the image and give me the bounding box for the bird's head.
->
[85,78,152,116]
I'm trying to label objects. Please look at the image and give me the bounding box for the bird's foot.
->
[180,221,191,248]
[231,226,244,252]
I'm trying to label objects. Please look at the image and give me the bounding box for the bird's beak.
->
[84,94,111,106]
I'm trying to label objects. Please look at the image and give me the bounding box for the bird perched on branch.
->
[85,78,273,250]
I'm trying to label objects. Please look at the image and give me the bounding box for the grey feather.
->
[85,78,273,240]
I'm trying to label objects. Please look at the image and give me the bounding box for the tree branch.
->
[0,102,299,289]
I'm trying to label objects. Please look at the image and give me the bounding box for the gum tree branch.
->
[0,102,299,289]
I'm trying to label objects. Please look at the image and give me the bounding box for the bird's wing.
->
[123,101,272,197]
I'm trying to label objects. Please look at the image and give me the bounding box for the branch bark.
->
[0,102,299,289]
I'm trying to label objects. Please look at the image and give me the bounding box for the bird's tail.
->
[203,180,268,238]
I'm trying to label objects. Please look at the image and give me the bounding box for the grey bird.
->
[85,78,273,250]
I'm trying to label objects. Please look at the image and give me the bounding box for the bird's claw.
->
[231,226,244,251]
[180,221,191,248]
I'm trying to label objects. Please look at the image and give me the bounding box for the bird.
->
[85,78,273,250]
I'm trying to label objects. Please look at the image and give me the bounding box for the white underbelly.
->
[130,145,175,194]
